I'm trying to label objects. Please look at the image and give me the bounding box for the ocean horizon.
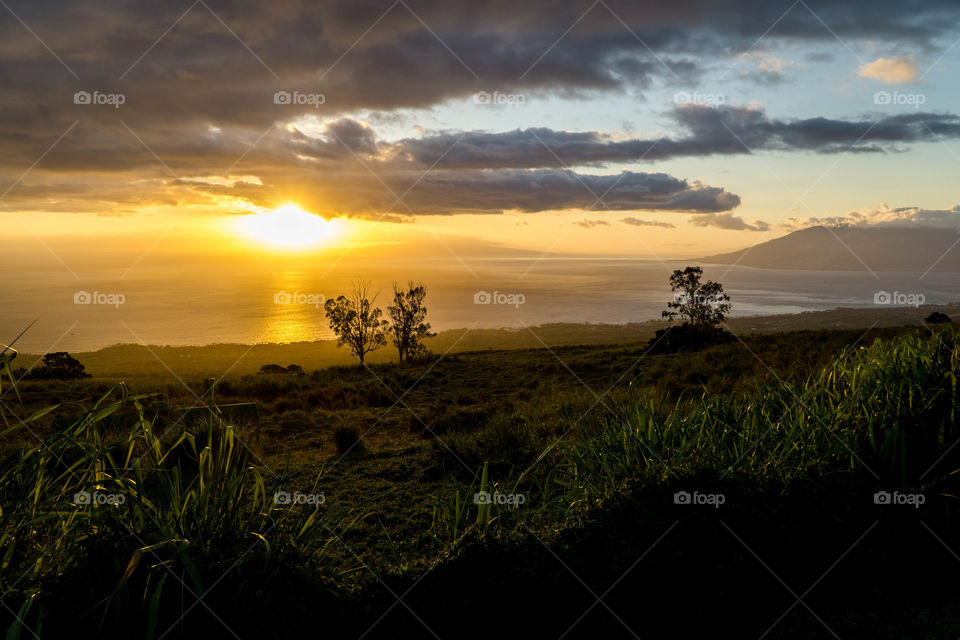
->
[3,255,956,352]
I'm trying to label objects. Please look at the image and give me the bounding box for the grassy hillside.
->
[2,325,960,638]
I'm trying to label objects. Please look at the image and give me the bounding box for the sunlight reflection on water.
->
[3,256,958,351]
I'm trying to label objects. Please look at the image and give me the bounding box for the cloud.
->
[668,105,960,155]
[737,52,796,84]
[381,107,960,172]
[785,204,960,229]
[858,57,921,84]
[620,217,676,228]
[373,169,741,215]
[10,100,960,219]
[320,118,378,154]
[1,1,959,219]
[575,219,610,228]
[690,213,770,231]
[5,102,958,219]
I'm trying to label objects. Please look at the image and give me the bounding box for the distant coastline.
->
[16,302,959,379]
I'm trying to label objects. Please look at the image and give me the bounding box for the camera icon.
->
[274,291,292,304]
[74,291,92,304]
[874,91,892,105]
[873,491,891,505]
[473,291,492,304]
[74,491,91,504]
[873,291,891,305]
[473,91,491,105]
[473,491,492,505]
[73,90,91,105]
[673,490,691,505]
[673,91,691,104]
[274,491,292,505]
[274,90,292,105]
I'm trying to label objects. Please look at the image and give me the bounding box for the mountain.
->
[700,226,960,271]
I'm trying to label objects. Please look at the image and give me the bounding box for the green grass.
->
[0,387,357,639]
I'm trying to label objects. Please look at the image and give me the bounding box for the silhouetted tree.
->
[662,266,731,328]
[324,282,388,364]
[649,266,734,354]
[28,352,90,380]
[388,281,435,362]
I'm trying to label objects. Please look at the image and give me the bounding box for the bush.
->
[925,311,952,325]
[258,363,304,375]
[332,425,365,455]
[20,352,90,380]
[645,323,735,355]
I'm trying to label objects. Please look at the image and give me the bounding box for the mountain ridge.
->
[700,225,960,271]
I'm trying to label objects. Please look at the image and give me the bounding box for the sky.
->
[2,0,960,263]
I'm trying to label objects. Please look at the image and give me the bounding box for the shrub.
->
[925,311,952,325]
[332,425,365,456]
[645,323,735,355]
[21,352,90,380]
[259,363,304,375]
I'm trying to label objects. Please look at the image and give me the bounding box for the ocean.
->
[3,254,957,352]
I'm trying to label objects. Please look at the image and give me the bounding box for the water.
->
[2,252,957,352]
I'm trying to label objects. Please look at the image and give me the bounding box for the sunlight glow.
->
[236,204,337,249]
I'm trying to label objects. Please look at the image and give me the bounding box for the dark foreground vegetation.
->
[2,325,960,638]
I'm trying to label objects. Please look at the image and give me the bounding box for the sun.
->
[237,204,336,249]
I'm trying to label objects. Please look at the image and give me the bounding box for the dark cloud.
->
[382,107,960,170]
[317,169,742,215]
[1,0,958,219]
[3,100,955,219]
[0,0,957,133]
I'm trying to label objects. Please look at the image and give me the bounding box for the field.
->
[2,320,960,638]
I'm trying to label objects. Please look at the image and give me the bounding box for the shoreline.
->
[15,302,959,379]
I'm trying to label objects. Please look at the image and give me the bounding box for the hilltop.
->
[701,226,960,271]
